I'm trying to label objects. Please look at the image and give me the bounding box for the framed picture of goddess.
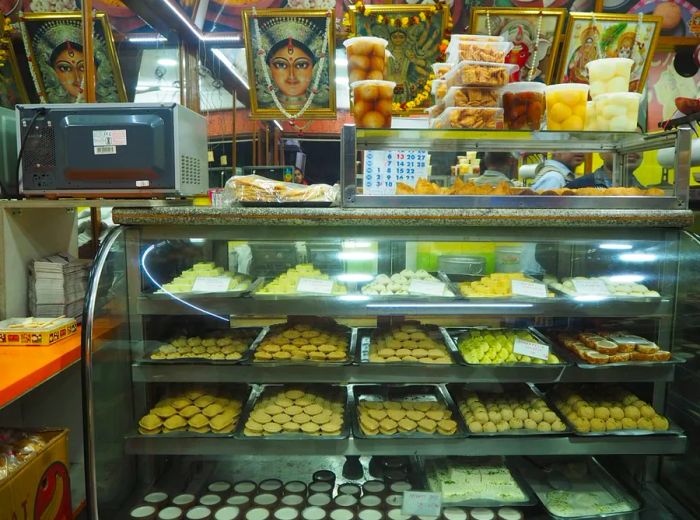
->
[242,9,336,120]
[20,12,126,103]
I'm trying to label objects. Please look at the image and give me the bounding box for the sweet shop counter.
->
[82,215,698,519]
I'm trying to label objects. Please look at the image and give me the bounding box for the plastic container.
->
[344,37,389,84]
[444,61,518,88]
[501,82,546,131]
[586,57,633,98]
[592,92,641,132]
[447,40,513,64]
[583,101,597,131]
[495,246,523,273]
[442,85,503,108]
[432,63,453,79]
[430,106,504,129]
[545,83,589,131]
[351,80,395,129]
[432,79,448,104]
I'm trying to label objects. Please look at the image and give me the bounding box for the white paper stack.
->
[28,253,91,320]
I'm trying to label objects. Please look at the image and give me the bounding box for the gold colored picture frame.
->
[19,11,126,103]
[557,12,662,93]
[349,3,449,115]
[0,41,30,108]
[469,7,566,84]
[242,9,336,121]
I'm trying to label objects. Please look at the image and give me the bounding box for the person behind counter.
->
[566,152,643,189]
[293,167,309,185]
[473,152,516,186]
[530,152,586,191]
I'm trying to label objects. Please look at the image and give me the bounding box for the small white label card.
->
[191,276,231,293]
[402,491,442,517]
[408,279,446,296]
[296,277,334,295]
[511,279,548,298]
[572,278,610,295]
[513,337,550,361]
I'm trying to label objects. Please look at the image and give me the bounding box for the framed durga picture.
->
[469,8,566,84]
[19,12,126,103]
[349,3,450,114]
[557,12,662,93]
[242,9,336,121]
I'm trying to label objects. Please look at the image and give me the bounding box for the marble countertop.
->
[112,206,694,228]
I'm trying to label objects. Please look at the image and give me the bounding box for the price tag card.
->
[191,276,231,293]
[296,278,334,295]
[408,279,446,296]
[402,491,442,517]
[513,337,550,361]
[571,278,610,295]
[511,279,548,298]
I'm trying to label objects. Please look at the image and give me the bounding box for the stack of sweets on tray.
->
[427,35,517,129]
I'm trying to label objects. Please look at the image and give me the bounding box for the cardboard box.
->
[0,430,72,520]
[0,319,78,347]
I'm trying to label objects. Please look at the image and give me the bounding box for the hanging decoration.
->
[346,1,451,114]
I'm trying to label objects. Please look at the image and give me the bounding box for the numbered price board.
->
[363,150,430,195]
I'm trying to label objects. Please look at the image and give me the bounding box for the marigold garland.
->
[343,0,452,113]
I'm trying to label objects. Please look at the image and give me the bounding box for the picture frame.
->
[349,3,449,114]
[19,11,127,103]
[0,40,30,108]
[469,7,566,84]
[242,8,336,120]
[557,12,662,93]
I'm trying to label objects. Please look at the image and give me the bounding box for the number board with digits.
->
[363,150,429,195]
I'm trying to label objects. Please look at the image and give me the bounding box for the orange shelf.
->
[0,327,82,409]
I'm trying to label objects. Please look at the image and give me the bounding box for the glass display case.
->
[82,207,698,519]
[340,126,692,209]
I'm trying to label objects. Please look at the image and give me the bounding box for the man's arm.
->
[532,171,566,191]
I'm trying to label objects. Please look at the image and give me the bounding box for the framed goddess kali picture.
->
[242,9,336,120]
[469,8,566,84]
[349,4,449,114]
[20,12,126,103]
[557,12,662,93]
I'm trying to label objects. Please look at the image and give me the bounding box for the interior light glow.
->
[338,295,370,302]
[335,58,348,67]
[157,58,178,67]
[599,243,633,250]
[337,251,377,261]
[273,120,283,131]
[368,303,534,309]
[335,77,349,85]
[212,49,249,90]
[189,238,206,243]
[608,274,645,284]
[336,273,374,283]
[574,294,608,302]
[127,35,167,43]
[343,241,373,248]
[619,253,657,263]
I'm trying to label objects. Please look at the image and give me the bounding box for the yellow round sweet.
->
[561,115,584,131]
[549,102,573,123]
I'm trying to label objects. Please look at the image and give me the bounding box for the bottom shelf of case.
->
[125,433,687,456]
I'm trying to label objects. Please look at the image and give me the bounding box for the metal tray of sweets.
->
[236,384,350,440]
[447,382,571,436]
[248,322,358,367]
[416,455,538,507]
[139,328,266,366]
[351,384,467,439]
[357,325,460,367]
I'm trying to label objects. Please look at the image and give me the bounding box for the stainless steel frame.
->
[341,126,693,210]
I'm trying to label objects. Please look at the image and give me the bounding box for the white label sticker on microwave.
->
[94,145,116,155]
[93,129,127,146]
